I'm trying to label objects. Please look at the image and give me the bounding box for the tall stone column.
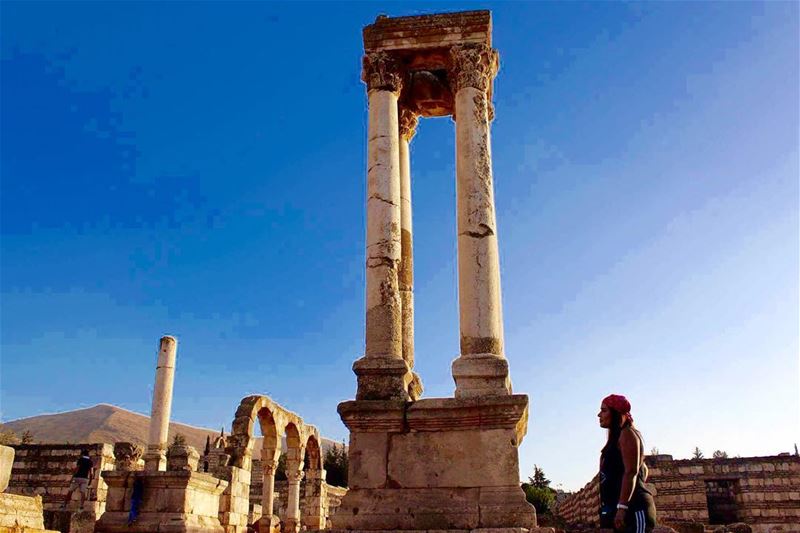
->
[449,44,511,398]
[259,460,277,531]
[398,106,423,401]
[352,51,411,401]
[144,335,177,471]
[283,468,304,533]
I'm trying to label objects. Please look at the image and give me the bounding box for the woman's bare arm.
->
[618,429,640,505]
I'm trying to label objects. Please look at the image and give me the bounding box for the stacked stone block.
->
[214,465,250,533]
[8,444,115,514]
[553,474,599,528]
[555,454,800,533]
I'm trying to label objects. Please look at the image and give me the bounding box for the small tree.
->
[524,485,556,515]
[20,430,34,444]
[170,433,187,449]
[649,446,660,456]
[692,447,704,459]
[528,465,550,488]
[275,452,288,481]
[323,442,349,487]
[712,450,728,459]
[521,465,556,515]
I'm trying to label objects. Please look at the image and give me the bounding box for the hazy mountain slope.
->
[2,404,340,458]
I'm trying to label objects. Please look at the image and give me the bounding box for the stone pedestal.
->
[330,396,536,532]
[0,493,60,533]
[96,471,227,533]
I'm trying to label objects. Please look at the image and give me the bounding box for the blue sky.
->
[2,2,797,490]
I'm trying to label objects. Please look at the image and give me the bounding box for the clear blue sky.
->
[2,2,797,490]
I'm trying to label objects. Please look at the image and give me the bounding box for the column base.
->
[281,517,300,533]
[142,445,166,471]
[451,354,512,398]
[257,515,280,533]
[353,356,411,401]
[333,395,535,531]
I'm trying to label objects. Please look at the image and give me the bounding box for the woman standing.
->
[598,394,657,533]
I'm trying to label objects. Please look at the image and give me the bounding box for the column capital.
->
[263,460,277,476]
[286,469,305,483]
[449,43,498,93]
[398,107,419,141]
[362,51,403,94]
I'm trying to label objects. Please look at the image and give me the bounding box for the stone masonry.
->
[555,454,800,533]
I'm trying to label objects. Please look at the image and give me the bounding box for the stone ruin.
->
[0,444,59,533]
[556,454,800,533]
[327,9,541,533]
[1,8,642,533]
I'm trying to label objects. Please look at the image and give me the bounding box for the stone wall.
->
[555,454,800,533]
[554,473,599,528]
[8,444,115,514]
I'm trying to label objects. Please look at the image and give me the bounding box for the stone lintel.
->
[337,400,407,432]
[407,395,528,437]
[102,470,228,494]
[338,395,529,439]
[363,10,491,53]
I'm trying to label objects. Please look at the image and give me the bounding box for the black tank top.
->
[599,432,650,511]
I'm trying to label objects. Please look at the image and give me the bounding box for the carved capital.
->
[362,52,403,94]
[263,460,278,477]
[449,44,498,93]
[398,107,419,140]
[286,469,305,483]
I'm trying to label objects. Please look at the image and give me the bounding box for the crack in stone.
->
[368,133,393,142]
[367,257,397,268]
[368,194,398,207]
[461,223,495,239]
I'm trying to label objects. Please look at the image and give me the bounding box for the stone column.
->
[283,468,304,533]
[144,335,177,470]
[398,106,423,401]
[259,460,277,530]
[449,44,511,398]
[352,51,411,401]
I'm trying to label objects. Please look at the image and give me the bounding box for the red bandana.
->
[603,394,633,424]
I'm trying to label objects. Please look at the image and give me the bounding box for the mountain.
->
[1,404,341,459]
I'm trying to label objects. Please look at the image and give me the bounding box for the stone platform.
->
[331,395,537,531]
[0,493,60,533]
[95,470,227,533]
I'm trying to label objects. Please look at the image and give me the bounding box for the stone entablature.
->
[555,454,800,533]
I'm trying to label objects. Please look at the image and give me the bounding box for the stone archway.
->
[228,395,323,533]
[302,435,326,530]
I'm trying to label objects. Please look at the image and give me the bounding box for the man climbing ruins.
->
[62,448,93,510]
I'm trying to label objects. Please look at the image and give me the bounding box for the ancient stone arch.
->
[228,395,325,533]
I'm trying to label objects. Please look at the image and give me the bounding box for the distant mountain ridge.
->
[2,404,339,459]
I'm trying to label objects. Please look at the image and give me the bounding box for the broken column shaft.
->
[144,335,177,471]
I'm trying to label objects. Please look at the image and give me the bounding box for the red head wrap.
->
[602,394,634,424]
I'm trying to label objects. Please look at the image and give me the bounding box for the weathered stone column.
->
[398,106,423,401]
[144,335,177,470]
[449,44,511,398]
[259,460,277,529]
[283,468,304,533]
[352,51,411,401]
